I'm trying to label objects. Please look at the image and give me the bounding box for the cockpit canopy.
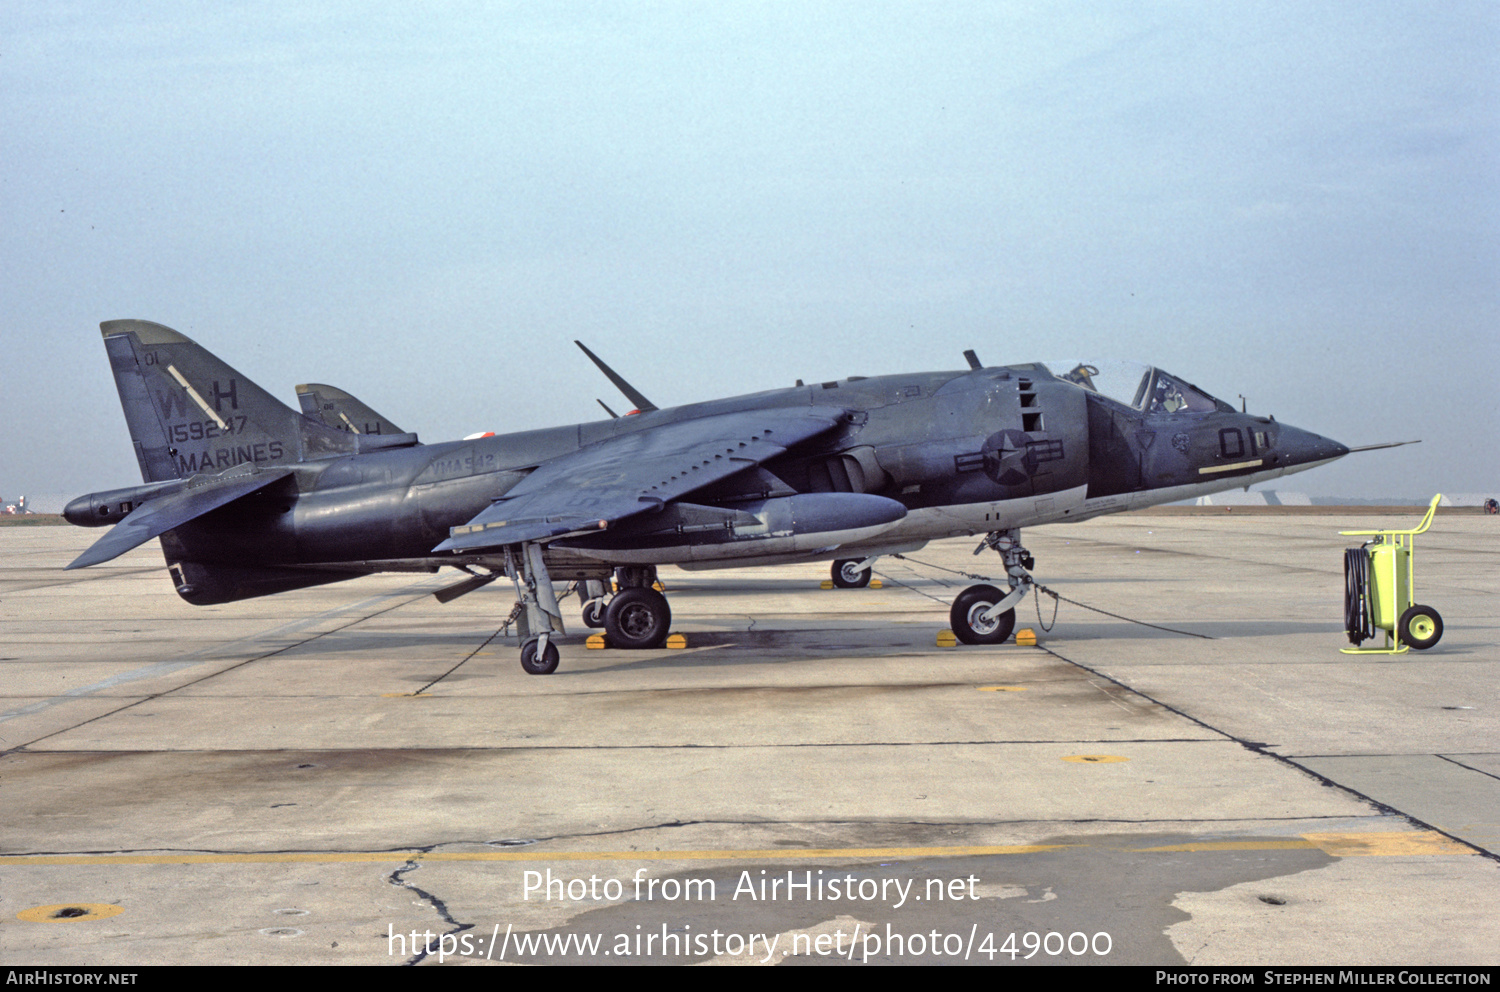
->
[1042,361,1226,415]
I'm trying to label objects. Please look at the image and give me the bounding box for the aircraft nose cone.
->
[1276,425,1348,467]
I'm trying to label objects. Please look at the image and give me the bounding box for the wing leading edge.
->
[434,407,850,552]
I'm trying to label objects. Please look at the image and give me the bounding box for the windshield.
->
[1043,361,1222,414]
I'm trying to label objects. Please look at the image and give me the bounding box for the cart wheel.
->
[1397,605,1443,650]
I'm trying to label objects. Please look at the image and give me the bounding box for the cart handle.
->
[1340,494,1443,537]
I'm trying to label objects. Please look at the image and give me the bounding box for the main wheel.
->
[582,599,606,628]
[949,584,1016,645]
[604,587,672,649]
[831,558,871,589]
[520,637,560,675]
[1398,605,1443,650]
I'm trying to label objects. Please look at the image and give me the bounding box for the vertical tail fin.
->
[100,319,361,482]
[295,382,407,436]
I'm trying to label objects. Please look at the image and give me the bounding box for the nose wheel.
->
[949,529,1034,645]
[950,585,1017,644]
[831,558,873,588]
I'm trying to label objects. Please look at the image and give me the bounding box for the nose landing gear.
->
[950,529,1035,645]
[831,557,876,588]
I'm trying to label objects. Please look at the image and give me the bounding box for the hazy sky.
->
[3,2,1496,505]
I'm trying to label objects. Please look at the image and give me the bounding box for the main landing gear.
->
[602,567,671,650]
[576,568,673,644]
[505,550,674,675]
[950,529,1035,645]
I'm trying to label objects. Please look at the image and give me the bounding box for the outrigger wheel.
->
[520,636,560,675]
[1398,605,1443,650]
[831,558,872,588]
[950,584,1017,645]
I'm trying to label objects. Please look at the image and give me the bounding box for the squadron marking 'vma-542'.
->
[66,320,1352,674]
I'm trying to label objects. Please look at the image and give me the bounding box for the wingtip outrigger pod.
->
[1340,494,1444,654]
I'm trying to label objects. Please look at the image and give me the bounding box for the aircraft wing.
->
[66,468,296,569]
[434,407,849,552]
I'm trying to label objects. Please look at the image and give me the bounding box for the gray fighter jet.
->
[64,320,1349,674]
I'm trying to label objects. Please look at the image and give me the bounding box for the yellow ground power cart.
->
[1341,494,1443,654]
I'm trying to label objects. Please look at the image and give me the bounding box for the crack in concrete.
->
[388,854,474,967]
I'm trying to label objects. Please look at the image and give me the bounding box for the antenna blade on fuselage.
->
[574,340,658,413]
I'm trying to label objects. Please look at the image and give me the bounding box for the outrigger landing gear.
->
[950,529,1035,645]
[507,542,565,675]
[520,636,559,675]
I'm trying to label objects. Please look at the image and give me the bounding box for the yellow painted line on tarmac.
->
[0,832,1473,867]
[1300,831,1471,856]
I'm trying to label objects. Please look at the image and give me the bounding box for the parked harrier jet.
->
[65,320,1349,674]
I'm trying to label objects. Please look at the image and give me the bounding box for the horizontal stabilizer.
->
[352,431,421,451]
[66,469,294,569]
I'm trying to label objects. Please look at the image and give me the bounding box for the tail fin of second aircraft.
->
[99,319,371,483]
[295,382,407,437]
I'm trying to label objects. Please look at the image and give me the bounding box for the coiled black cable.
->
[1344,546,1373,645]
